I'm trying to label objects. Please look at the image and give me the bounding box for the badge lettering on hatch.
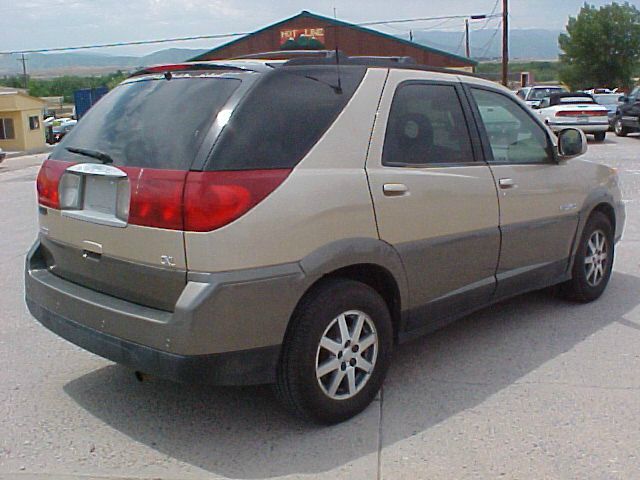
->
[161,255,176,267]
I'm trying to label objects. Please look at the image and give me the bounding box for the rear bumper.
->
[25,239,308,385]
[26,299,280,385]
[547,122,609,133]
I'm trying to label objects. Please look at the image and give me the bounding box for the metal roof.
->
[189,10,477,66]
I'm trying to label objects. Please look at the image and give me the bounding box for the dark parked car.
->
[614,87,640,136]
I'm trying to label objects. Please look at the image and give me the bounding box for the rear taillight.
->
[183,169,291,232]
[124,168,188,231]
[36,159,75,209]
[556,110,608,117]
[123,168,291,232]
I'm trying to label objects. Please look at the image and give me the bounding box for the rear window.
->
[206,65,366,171]
[52,75,241,170]
[528,88,565,100]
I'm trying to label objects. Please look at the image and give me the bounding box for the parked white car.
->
[516,85,568,108]
[535,93,610,142]
[0,147,5,163]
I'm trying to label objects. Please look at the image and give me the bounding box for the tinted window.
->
[382,83,474,166]
[472,88,551,164]
[52,75,241,169]
[528,87,566,100]
[207,66,366,170]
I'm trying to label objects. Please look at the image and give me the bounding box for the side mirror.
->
[557,128,587,160]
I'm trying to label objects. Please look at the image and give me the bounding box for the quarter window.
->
[471,88,551,164]
[382,83,474,166]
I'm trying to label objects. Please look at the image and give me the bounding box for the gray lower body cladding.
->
[25,239,307,384]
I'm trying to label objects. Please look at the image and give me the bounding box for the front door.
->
[466,85,582,298]
[366,71,500,333]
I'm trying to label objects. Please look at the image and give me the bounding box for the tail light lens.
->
[183,169,291,232]
[36,159,75,209]
[123,168,291,232]
[556,110,608,117]
[124,168,188,231]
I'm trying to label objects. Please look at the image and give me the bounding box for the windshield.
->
[529,88,566,100]
[593,94,620,105]
[52,75,241,170]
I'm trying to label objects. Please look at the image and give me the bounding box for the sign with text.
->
[280,27,326,49]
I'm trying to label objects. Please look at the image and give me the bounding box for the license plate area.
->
[60,163,129,228]
[577,115,589,123]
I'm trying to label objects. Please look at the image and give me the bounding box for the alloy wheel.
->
[315,310,378,400]
[584,229,608,287]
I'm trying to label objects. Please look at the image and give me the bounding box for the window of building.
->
[0,118,15,140]
[29,116,40,130]
[382,83,474,166]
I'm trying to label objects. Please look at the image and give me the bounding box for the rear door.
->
[366,70,500,332]
[37,73,243,310]
[465,84,582,298]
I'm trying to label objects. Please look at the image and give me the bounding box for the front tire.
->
[614,118,629,137]
[275,279,393,424]
[593,131,606,142]
[559,211,614,302]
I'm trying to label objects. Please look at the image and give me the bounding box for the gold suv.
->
[25,57,625,424]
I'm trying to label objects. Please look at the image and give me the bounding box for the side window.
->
[471,88,551,165]
[539,97,551,108]
[382,83,474,166]
[516,89,526,99]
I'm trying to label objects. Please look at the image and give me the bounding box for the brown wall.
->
[201,16,472,68]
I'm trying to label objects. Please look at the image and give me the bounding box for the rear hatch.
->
[36,71,243,311]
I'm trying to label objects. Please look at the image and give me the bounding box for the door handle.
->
[498,178,517,189]
[383,183,409,196]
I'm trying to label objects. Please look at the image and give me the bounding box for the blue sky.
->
[0,0,630,55]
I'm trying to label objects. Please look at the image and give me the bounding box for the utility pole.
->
[502,0,509,87]
[18,54,28,90]
[465,19,470,58]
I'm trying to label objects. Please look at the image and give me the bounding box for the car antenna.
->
[333,7,343,94]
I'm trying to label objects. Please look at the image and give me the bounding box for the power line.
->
[0,12,503,56]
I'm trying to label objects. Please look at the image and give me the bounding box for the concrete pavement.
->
[1,136,639,479]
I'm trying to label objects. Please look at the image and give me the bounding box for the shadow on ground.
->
[63,272,640,479]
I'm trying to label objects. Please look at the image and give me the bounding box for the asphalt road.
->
[1,135,639,480]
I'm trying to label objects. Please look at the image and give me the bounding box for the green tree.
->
[559,2,640,90]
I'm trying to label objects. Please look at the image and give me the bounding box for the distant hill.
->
[411,29,562,61]
[0,29,562,77]
[0,48,210,77]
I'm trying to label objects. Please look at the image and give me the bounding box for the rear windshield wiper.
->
[65,146,114,164]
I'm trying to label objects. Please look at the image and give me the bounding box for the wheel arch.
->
[293,238,409,342]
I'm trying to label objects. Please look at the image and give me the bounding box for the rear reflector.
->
[556,110,608,117]
[36,159,75,209]
[183,169,292,232]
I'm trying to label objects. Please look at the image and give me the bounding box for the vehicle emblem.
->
[161,255,176,267]
[560,203,578,212]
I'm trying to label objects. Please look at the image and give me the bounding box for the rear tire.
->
[558,211,614,303]
[593,131,606,142]
[614,118,629,137]
[275,279,393,424]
